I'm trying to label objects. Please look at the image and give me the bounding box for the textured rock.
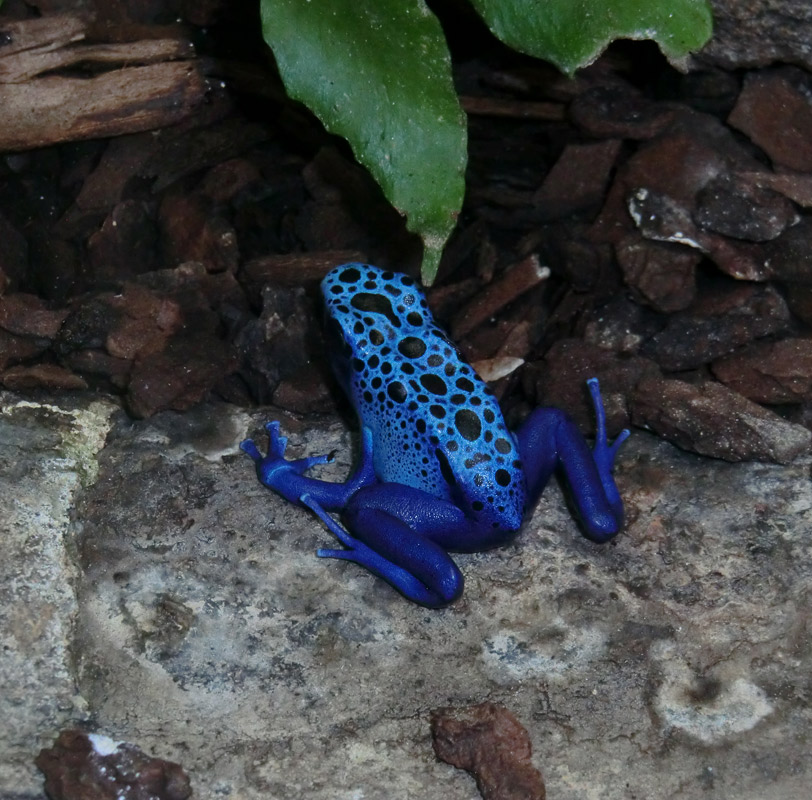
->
[0,394,117,796]
[3,398,812,799]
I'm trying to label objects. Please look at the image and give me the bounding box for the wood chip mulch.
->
[2,1,812,464]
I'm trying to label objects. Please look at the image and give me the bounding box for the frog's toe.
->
[240,438,262,461]
[610,427,631,454]
[263,421,289,457]
[302,493,359,549]
[594,427,630,474]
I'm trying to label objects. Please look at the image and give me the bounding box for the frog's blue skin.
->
[242,264,629,608]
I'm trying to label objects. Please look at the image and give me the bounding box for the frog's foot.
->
[241,421,333,480]
[301,492,463,608]
[241,421,337,505]
[242,422,377,509]
[586,378,631,479]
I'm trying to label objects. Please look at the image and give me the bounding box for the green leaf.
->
[471,0,713,75]
[260,0,467,285]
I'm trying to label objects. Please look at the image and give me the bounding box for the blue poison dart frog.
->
[242,264,629,607]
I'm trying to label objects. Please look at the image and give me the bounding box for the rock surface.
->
[2,391,811,799]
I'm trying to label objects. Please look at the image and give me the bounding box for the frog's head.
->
[320,263,428,391]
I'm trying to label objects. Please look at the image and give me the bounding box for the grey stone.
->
[0,393,116,798]
[2,393,811,799]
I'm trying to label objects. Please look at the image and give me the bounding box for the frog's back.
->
[322,264,525,532]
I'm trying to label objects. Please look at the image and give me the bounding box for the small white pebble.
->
[88,733,122,756]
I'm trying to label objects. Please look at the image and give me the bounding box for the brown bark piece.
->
[2,363,88,391]
[589,110,781,283]
[241,251,366,296]
[104,284,183,360]
[694,174,798,241]
[0,211,28,295]
[0,36,193,83]
[0,62,208,151]
[632,377,811,464]
[615,236,699,313]
[570,83,675,140]
[0,293,68,338]
[0,14,86,59]
[534,139,622,220]
[60,133,165,226]
[36,728,191,800]
[87,200,158,282]
[158,194,239,274]
[698,0,812,74]
[0,15,206,152]
[728,67,812,172]
[63,349,132,389]
[738,169,812,208]
[712,338,812,404]
[431,702,545,800]
[641,283,790,371]
[533,338,659,432]
[460,95,565,121]
[0,329,50,370]
[126,332,235,418]
[450,256,549,340]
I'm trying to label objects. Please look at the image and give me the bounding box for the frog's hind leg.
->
[517,378,629,543]
[301,492,463,608]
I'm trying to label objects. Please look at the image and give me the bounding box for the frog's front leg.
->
[241,421,376,509]
[517,378,630,543]
[304,483,472,608]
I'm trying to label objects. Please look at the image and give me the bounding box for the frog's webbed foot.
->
[241,421,335,500]
[242,421,333,471]
[586,378,630,477]
[241,421,376,508]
